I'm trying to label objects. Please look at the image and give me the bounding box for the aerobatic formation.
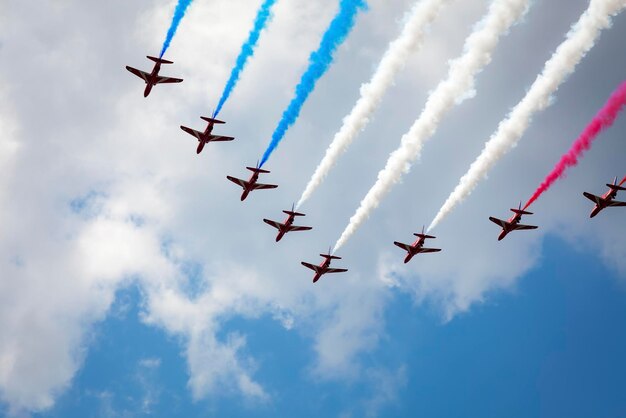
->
[125,0,625,283]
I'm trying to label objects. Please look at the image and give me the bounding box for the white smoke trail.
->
[333,0,530,252]
[296,0,451,209]
[428,0,626,232]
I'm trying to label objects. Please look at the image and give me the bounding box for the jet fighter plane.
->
[227,165,278,201]
[125,56,183,97]
[301,251,348,283]
[489,202,538,241]
[393,227,441,263]
[180,116,234,154]
[263,204,312,242]
[583,176,626,218]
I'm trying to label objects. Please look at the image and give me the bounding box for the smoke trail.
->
[523,81,626,210]
[296,0,450,209]
[620,175,626,186]
[160,0,195,58]
[428,0,626,232]
[259,0,367,168]
[213,0,278,117]
[333,0,529,252]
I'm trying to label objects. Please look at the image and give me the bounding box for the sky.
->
[0,0,625,417]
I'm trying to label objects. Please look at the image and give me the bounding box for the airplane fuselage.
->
[301,253,346,283]
[497,214,522,240]
[241,172,260,201]
[497,212,527,240]
[275,215,295,242]
[590,188,618,218]
[312,259,332,283]
[127,56,182,98]
[404,237,426,263]
[196,123,215,154]
[410,237,426,249]
[227,167,276,201]
[143,63,162,97]
[507,213,523,227]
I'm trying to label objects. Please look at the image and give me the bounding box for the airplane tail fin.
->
[512,201,532,216]
[511,208,533,216]
[607,183,626,192]
[200,116,225,125]
[147,56,174,64]
[284,210,306,217]
[247,166,271,174]
[414,226,435,239]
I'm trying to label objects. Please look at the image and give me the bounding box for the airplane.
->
[393,226,441,264]
[263,204,312,242]
[125,56,183,97]
[227,164,278,201]
[301,251,348,283]
[489,202,538,241]
[583,176,626,218]
[180,116,234,154]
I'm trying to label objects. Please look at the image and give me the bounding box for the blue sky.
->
[0,0,625,416]
[27,237,626,418]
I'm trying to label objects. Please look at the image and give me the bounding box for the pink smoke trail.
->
[523,81,626,210]
[620,175,626,186]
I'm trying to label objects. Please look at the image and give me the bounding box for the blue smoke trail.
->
[159,0,195,58]
[213,0,278,117]
[259,0,367,167]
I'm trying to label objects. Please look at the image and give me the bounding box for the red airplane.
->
[489,202,538,241]
[263,205,312,242]
[180,117,234,154]
[583,177,626,218]
[227,165,278,201]
[393,227,441,264]
[301,251,348,283]
[125,56,183,97]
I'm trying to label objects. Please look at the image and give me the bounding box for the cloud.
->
[0,0,624,414]
[363,366,407,417]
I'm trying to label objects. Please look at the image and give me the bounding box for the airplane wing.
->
[301,262,321,273]
[208,135,235,142]
[583,192,602,204]
[126,66,150,82]
[607,200,626,207]
[251,183,278,191]
[417,248,441,253]
[180,126,203,140]
[489,217,508,228]
[227,176,248,189]
[287,225,312,232]
[326,268,348,274]
[263,219,283,230]
[155,75,183,84]
[512,224,538,231]
[393,241,413,252]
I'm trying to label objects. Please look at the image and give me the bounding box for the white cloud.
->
[363,366,407,417]
[0,0,624,414]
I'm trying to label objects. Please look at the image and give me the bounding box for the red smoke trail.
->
[620,175,626,186]
[523,81,626,210]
